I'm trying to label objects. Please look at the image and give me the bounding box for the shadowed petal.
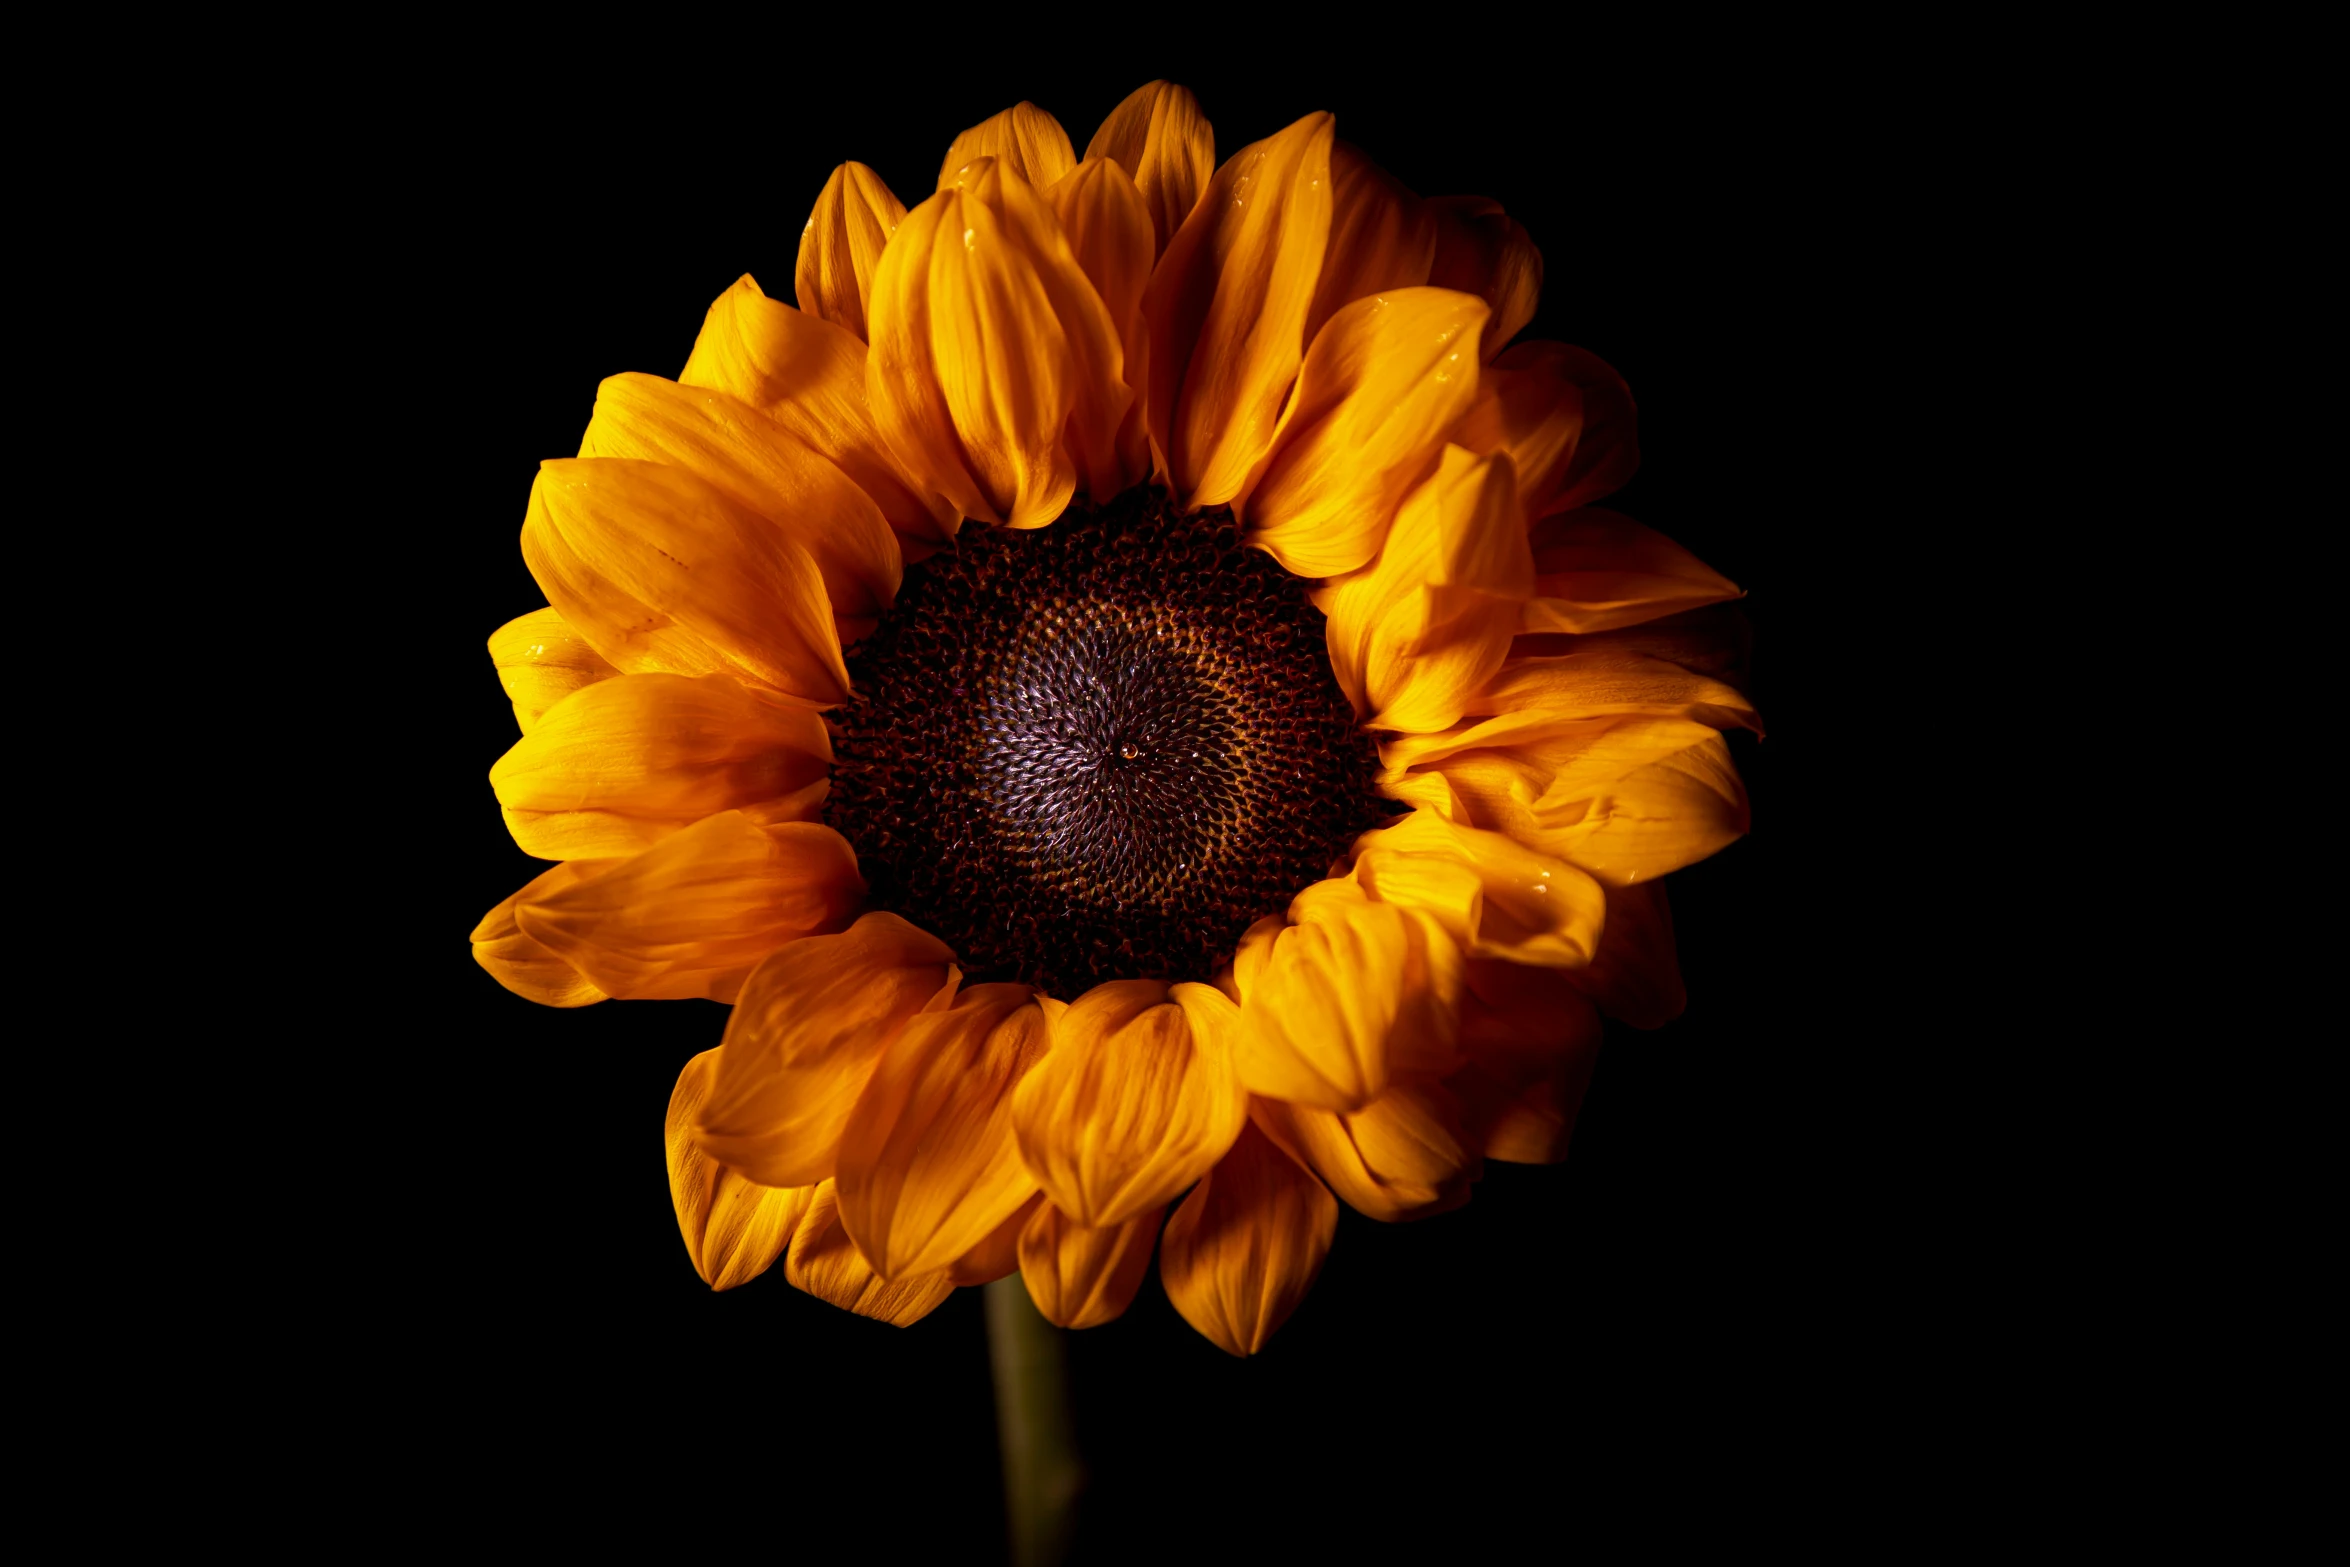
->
[1424,195,1542,362]
[1455,343,1639,522]
[795,161,907,343]
[1159,1119,1337,1357]
[784,1180,957,1325]
[470,859,612,1007]
[1018,1202,1164,1329]
[666,1048,814,1290]
[1303,140,1435,346]
[1252,1083,1478,1222]
[940,102,1076,191]
[1084,80,1214,254]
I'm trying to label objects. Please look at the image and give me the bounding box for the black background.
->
[353,42,1904,1555]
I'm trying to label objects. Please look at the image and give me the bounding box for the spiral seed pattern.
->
[825,487,1392,996]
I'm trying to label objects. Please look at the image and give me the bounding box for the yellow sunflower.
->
[470,81,1754,1356]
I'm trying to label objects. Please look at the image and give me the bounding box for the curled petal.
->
[488,607,617,734]
[795,161,907,343]
[939,101,1076,191]
[1244,289,1490,581]
[1144,112,1334,507]
[1084,80,1214,254]
[1569,880,1687,1029]
[1447,960,1605,1164]
[695,912,958,1189]
[1455,343,1638,522]
[1469,644,1759,738]
[1304,140,1435,346]
[666,1049,814,1290]
[680,275,955,547]
[784,1180,956,1326]
[521,457,848,708]
[1350,807,1606,970]
[1424,195,1542,362]
[948,1193,1042,1287]
[1011,980,1247,1229]
[1047,156,1155,493]
[490,672,831,860]
[577,372,901,637]
[1253,1082,1478,1222]
[470,859,611,1008]
[1159,1120,1337,1357]
[513,812,864,1002]
[837,983,1051,1281]
[1315,443,1531,733]
[1018,1202,1164,1329]
[1522,508,1742,634]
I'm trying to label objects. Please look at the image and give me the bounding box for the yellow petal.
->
[1253,1082,1477,1222]
[513,811,864,1002]
[1303,140,1436,346]
[794,161,907,343]
[1017,1201,1164,1329]
[577,372,901,638]
[836,983,1051,1281]
[1159,1119,1337,1357]
[939,102,1075,192]
[1467,642,1759,737]
[1315,443,1530,733]
[488,607,618,734]
[948,1193,1042,1287]
[1568,880,1686,1029]
[1521,508,1742,634]
[784,1179,957,1326]
[1144,112,1335,507]
[1011,979,1247,1229]
[1454,342,1639,522]
[1350,807,1606,969]
[665,1048,815,1290]
[1242,289,1489,580]
[1424,195,1542,363]
[694,911,958,1188]
[1046,156,1155,495]
[1084,80,1214,254]
[521,457,849,708]
[679,274,956,548]
[469,859,612,1007]
[1449,960,1604,1164]
[489,672,831,860]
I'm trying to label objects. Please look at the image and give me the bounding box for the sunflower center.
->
[824,485,1392,997]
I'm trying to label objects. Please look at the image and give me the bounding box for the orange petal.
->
[1047,156,1156,494]
[939,102,1076,192]
[1466,642,1760,738]
[1144,111,1335,507]
[1253,1082,1477,1222]
[1522,508,1742,634]
[1243,289,1489,581]
[513,811,864,1002]
[1084,80,1214,254]
[521,457,849,708]
[948,1193,1043,1287]
[1159,1119,1337,1357]
[1424,195,1542,363]
[470,859,612,1007]
[1448,960,1605,1164]
[666,1048,815,1290]
[679,274,956,547]
[794,161,907,343]
[1303,140,1436,346]
[694,911,958,1188]
[1011,979,1247,1229]
[488,607,618,734]
[1017,1201,1164,1329]
[489,672,832,860]
[1349,807,1606,970]
[1455,342,1638,522]
[784,1179,957,1326]
[1314,442,1530,732]
[836,983,1051,1281]
[1568,880,1687,1029]
[577,372,901,637]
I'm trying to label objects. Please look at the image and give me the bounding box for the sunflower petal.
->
[513,812,864,1002]
[488,608,618,734]
[470,859,612,1007]
[1144,111,1335,507]
[694,912,957,1189]
[577,372,901,636]
[1011,979,1247,1229]
[1447,958,1605,1163]
[1018,1202,1164,1329]
[1252,1083,1477,1222]
[836,983,1051,1281]
[1350,807,1607,970]
[680,275,955,547]
[489,672,831,860]
[1242,289,1489,580]
[1084,80,1213,254]
[1047,156,1155,494]
[948,1193,1042,1287]
[784,1180,957,1326]
[940,102,1076,192]
[795,161,907,343]
[1303,140,1436,346]
[1159,1119,1337,1357]
[521,457,849,707]
[1455,343,1638,522]
[1521,508,1742,634]
[1469,643,1759,736]
[1568,879,1687,1028]
[666,1048,815,1290]
[1424,195,1542,363]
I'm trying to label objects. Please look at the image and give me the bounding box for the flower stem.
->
[984,1274,1082,1566]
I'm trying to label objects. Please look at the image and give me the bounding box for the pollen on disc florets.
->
[824,486,1394,997]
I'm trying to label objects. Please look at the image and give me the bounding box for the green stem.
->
[985,1274,1082,1567]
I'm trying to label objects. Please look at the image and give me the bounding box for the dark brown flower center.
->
[824,486,1393,996]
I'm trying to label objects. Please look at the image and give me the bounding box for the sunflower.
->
[471,81,1754,1356]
